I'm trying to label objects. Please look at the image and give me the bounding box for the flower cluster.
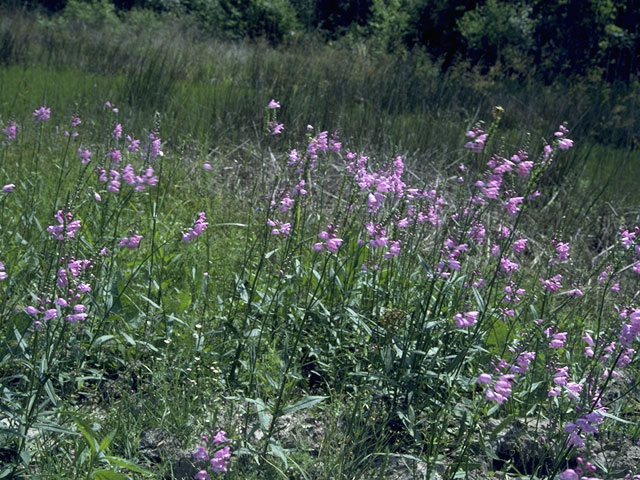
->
[119,232,143,249]
[2,121,18,142]
[193,430,232,478]
[464,126,487,153]
[453,310,478,328]
[313,225,343,253]
[47,210,81,241]
[183,212,208,242]
[25,257,93,328]
[33,105,51,123]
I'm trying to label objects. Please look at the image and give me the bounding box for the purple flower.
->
[504,196,524,216]
[268,99,280,109]
[2,184,15,193]
[183,212,209,242]
[476,373,492,384]
[559,469,579,480]
[33,105,51,123]
[112,123,122,139]
[193,446,209,461]
[513,238,528,253]
[65,313,87,322]
[25,306,38,316]
[326,237,343,253]
[454,311,479,328]
[147,133,163,158]
[549,332,567,348]
[119,234,143,249]
[558,138,574,150]
[47,210,81,241]
[500,257,519,274]
[464,127,487,153]
[77,148,91,164]
[541,274,563,292]
[556,241,570,262]
[268,121,284,135]
[43,309,58,321]
[209,446,231,472]
[213,430,228,444]
[2,121,18,141]
[127,135,140,153]
[194,471,210,480]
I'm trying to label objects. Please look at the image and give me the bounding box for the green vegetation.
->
[1,3,640,480]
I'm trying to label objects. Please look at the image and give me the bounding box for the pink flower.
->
[127,135,140,152]
[33,105,51,122]
[183,212,209,242]
[47,210,82,241]
[268,122,284,135]
[454,311,479,328]
[558,138,574,150]
[541,274,563,292]
[513,238,528,253]
[213,430,228,444]
[559,469,579,480]
[194,471,210,480]
[504,196,524,216]
[549,332,567,348]
[193,446,209,460]
[326,237,343,253]
[119,234,143,249]
[77,148,91,164]
[2,184,15,193]
[65,313,87,322]
[268,99,280,109]
[556,241,570,262]
[209,445,231,472]
[2,121,18,141]
[500,257,519,274]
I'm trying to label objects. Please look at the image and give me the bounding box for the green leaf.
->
[92,470,128,480]
[32,420,77,436]
[281,396,327,415]
[99,430,117,453]
[120,332,136,346]
[268,440,288,469]
[601,410,635,425]
[472,287,485,311]
[75,418,99,455]
[93,335,115,346]
[104,456,153,475]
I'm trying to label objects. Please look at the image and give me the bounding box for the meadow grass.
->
[1,7,640,480]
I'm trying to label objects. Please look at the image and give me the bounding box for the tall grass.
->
[1,7,639,176]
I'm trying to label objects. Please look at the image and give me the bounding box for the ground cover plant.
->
[1,90,640,480]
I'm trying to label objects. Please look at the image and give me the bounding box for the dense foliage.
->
[10,0,640,82]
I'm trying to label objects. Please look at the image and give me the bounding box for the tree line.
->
[12,0,640,82]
